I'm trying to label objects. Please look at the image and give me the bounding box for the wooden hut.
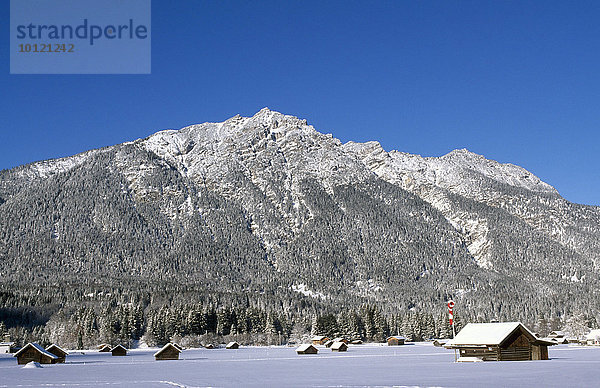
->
[296,344,318,354]
[444,322,556,362]
[46,344,68,363]
[111,344,127,356]
[225,341,240,349]
[98,344,112,352]
[331,341,348,352]
[387,336,406,346]
[324,340,334,348]
[432,339,450,347]
[204,343,215,349]
[154,343,181,360]
[14,343,58,365]
[311,336,329,345]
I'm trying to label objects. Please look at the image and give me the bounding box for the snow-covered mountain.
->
[1,108,598,321]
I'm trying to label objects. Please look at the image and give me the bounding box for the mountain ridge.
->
[1,109,598,325]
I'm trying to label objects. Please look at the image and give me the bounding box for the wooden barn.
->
[14,343,58,365]
[311,336,329,345]
[154,343,181,360]
[387,336,406,346]
[444,322,556,362]
[331,341,348,352]
[46,344,68,363]
[98,344,112,352]
[296,344,318,354]
[226,341,240,349]
[111,344,127,356]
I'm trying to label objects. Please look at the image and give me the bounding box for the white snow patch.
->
[291,284,325,299]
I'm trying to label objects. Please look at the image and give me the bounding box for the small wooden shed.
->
[46,344,68,363]
[387,336,406,346]
[226,341,240,349]
[324,340,334,348]
[204,343,215,349]
[154,343,181,360]
[311,336,329,345]
[296,344,318,354]
[331,341,348,352]
[98,344,112,352]
[444,322,556,362]
[111,344,127,356]
[14,343,58,365]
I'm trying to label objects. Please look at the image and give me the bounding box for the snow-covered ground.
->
[0,343,597,387]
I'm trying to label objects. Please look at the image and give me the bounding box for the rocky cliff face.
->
[1,108,598,319]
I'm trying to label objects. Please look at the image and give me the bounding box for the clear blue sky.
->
[2,1,599,205]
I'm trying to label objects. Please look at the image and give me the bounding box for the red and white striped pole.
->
[448,300,455,339]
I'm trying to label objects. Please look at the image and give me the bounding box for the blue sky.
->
[2,0,599,205]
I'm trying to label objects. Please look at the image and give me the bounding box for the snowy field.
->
[1,343,598,387]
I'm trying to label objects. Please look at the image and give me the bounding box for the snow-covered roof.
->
[585,329,600,340]
[331,341,347,350]
[111,344,127,351]
[0,342,15,346]
[311,336,327,340]
[14,343,58,359]
[387,336,406,340]
[153,343,181,357]
[445,322,535,346]
[46,344,68,355]
[296,344,316,352]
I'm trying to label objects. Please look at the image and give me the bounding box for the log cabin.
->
[387,336,406,346]
[444,322,556,362]
[14,343,58,365]
[46,344,68,363]
[111,344,127,356]
[154,343,181,360]
[296,344,318,354]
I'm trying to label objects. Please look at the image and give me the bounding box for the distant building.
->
[331,341,348,352]
[111,344,127,356]
[226,341,240,349]
[98,344,112,352]
[0,341,16,354]
[444,322,556,361]
[324,340,334,348]
[204,344,215,349]
[432,339,449,347]
[387,336,406,346]
[296,344,318,354]
[311,336,329,345]
[350,339,363,345]
[46,344,68,363]
[154,343,181,360]
[14,343,58,365]
[585,329,600,345]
